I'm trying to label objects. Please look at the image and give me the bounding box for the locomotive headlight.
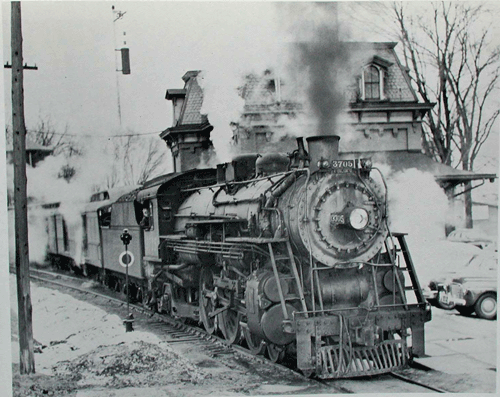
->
[349,208,369,230]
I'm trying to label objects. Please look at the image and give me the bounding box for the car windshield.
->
[462,253,497,273]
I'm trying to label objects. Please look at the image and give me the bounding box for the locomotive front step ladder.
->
[386,233,427,308]
[267,240,309,320]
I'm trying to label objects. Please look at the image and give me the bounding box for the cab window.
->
[138,200,153,231]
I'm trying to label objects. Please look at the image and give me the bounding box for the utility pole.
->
[11,1,35,374]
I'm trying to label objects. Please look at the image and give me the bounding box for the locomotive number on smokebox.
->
[331,160,354,168]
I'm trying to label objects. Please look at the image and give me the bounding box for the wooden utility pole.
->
[11,1,35,374]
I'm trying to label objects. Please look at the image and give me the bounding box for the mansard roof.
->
[164,70,208,127]
[345,41,418,103]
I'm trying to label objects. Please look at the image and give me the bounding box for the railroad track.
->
[389,371,446,393]
[27,267,448,394]
[29,269,236,355]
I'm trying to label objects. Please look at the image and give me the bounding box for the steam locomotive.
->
[44,135,431,378]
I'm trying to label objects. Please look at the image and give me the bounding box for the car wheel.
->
[474,293,497,320]
[455,305,475,316]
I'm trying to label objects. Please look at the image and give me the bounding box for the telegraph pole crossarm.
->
[4,62,38,70]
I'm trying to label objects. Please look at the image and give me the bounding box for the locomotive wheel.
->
[242,326,265,355]
[266,343,285,363]
[199,267,217,334]
[217,270,242,344]
[122,282,129,297]
[219,309,241,344]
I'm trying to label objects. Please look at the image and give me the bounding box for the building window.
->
[363,65,383,100]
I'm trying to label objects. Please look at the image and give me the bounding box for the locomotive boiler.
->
[146,134,431,378]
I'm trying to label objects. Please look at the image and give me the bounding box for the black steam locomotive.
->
[45,135,431,378]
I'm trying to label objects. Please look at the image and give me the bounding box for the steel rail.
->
[389,371,447,393]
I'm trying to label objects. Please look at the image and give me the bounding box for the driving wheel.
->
[219,308,241,344]
[242,326,265,355]
[199,267,217,334]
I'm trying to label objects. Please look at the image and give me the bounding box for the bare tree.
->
[6,115,82,158]
[104,134,169,188]
[391,2,499,227]
[343,2,499,228]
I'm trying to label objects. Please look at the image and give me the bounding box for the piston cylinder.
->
[245,270,296,345]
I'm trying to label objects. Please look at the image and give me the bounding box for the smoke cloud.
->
[7,138,117,266]
[276,3,360,140]
[179,3,370,160]
[228,2,376,151]
[198,70,243,165]
[381,166,456,285]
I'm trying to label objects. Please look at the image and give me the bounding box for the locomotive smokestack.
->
[306,135,340,172]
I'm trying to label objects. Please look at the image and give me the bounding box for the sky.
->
[1,2,498,165]
[1,2,498,175]
[2,2,294,138]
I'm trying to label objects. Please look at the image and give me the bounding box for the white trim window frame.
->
[361,64,385,101]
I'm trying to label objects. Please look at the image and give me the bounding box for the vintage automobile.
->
[423,241,483,310]
[447,228,494,249]
[439,252,497,319]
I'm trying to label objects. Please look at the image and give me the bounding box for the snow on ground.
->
[10,275,320,397]
[10,275,176,374]
[9,275,212,396]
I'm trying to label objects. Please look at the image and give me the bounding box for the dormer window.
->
[364,65,381,100]
[362,65,384,100]
[360,56,392,101]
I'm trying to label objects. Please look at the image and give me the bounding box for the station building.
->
[161,42,497,236]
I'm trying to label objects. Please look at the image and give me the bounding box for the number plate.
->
[330,213,346,225]
[331,160,355,168]
[438,291,449,304]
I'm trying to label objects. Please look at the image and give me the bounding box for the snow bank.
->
[9,275,193,377]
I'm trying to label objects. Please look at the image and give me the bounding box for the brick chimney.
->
[160,71,214,172]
